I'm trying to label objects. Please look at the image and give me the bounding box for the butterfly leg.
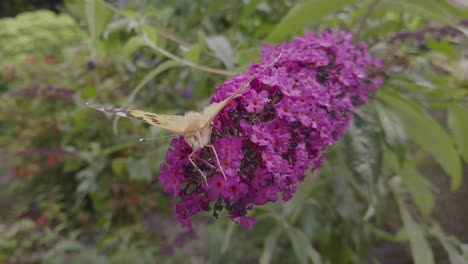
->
[188,151,209,185]
[194,155,216,170]
[207,144,227,180]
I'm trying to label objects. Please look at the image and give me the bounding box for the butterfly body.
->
[181,111,213,151]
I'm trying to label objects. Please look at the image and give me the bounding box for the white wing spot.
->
[116,112,127,117]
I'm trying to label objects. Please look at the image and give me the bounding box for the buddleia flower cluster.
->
[160,30,383,229]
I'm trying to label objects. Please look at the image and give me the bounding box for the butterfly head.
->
[183,125,212,151]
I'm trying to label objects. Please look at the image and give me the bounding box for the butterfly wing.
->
[86,102,185,134]
[200,53,283,127]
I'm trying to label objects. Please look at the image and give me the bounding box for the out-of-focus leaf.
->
[111,158,127,176]
[379,91,462,191]
[260,230,279,264]
[205,35,236,70]
[425,39,455,57]
[94,0,114,38]
[63,158,82,173]
[287,172,318,223]
[127,159,152,181]
[65,0,85,21]
[376,102,406,164]
[394,184,435,264]
[81,86,98,99]
[122,36,146,60]
[380,0,455,26]
[266,0,356,42]
[436,233,467,264]
[400,166,434,217]
[448,104,468,164]
[85,0,113,39]
[344,109,382,203]
[76,160,107,195]
[205,225,222,264]
[240,0,263,20]
[141,25,158,44]
[51,240,83,252]
[126,60,182,105]
[287,227,323,264]
[185,43,201,63]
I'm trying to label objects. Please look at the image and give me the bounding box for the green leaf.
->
[435,231,467,264]
[81,86,98,99]
[126,60,182,104]
[400,166,434,217]
[122,36,146,60]
[448,104,468,164]
[94,0,114,38]
[395,188,435,264]
[380,0,455,26]
[376,103,406,164]
[205,35,236,69]
[425,39,455,57]
[64,0,85,21]
[85,0,113,39]
[266,0,355,42]
[185,43,201,63]
[111,158,127,176]
[240,0,263,20]
[287,227,323,264]
[63,159,82,173]
[259,231,279,264]
[127,159,152,181]
[379,91,462,190]
[141,25,157,44]
[343,109,382,203]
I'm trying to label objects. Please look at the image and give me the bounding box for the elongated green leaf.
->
[379,91,462,190]
[400,166,434,217]
[435,231,467,264]
[266,0,356,42]
[380,0,455,26]
[240,0,263,20]
[122,36,146,59]
[185,43,201,63]
[141,25,158,44]
[395,187,435,264]
[94,0,113,37]
[343,109,382,203]
[127,60,182,103]
[260,231,279,264]
[448,104,468,164]
[287,227,323,264]
[376,103,406,164]
[85,0,113,39]
[205,35,236,70]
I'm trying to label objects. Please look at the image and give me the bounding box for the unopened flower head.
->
[160,31,382,229]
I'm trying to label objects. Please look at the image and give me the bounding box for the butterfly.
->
[86,53,281,184]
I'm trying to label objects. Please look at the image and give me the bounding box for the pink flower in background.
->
[37,215,47,226]
[160,30,382,229]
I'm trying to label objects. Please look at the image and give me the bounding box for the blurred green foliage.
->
[0,0,467,263]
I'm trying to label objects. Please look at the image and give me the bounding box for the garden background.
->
[0,0,467,263]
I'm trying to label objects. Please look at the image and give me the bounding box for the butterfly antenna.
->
[226,52,283,101]
[139,134,179,142]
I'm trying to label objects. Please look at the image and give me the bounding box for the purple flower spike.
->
[160,31,382,229]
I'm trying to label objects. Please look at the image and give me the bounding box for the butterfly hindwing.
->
[86,103,185,133]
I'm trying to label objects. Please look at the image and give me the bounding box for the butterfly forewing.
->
[86,103,185,133]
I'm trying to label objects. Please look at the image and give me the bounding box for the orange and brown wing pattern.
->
[86,102,185,133]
